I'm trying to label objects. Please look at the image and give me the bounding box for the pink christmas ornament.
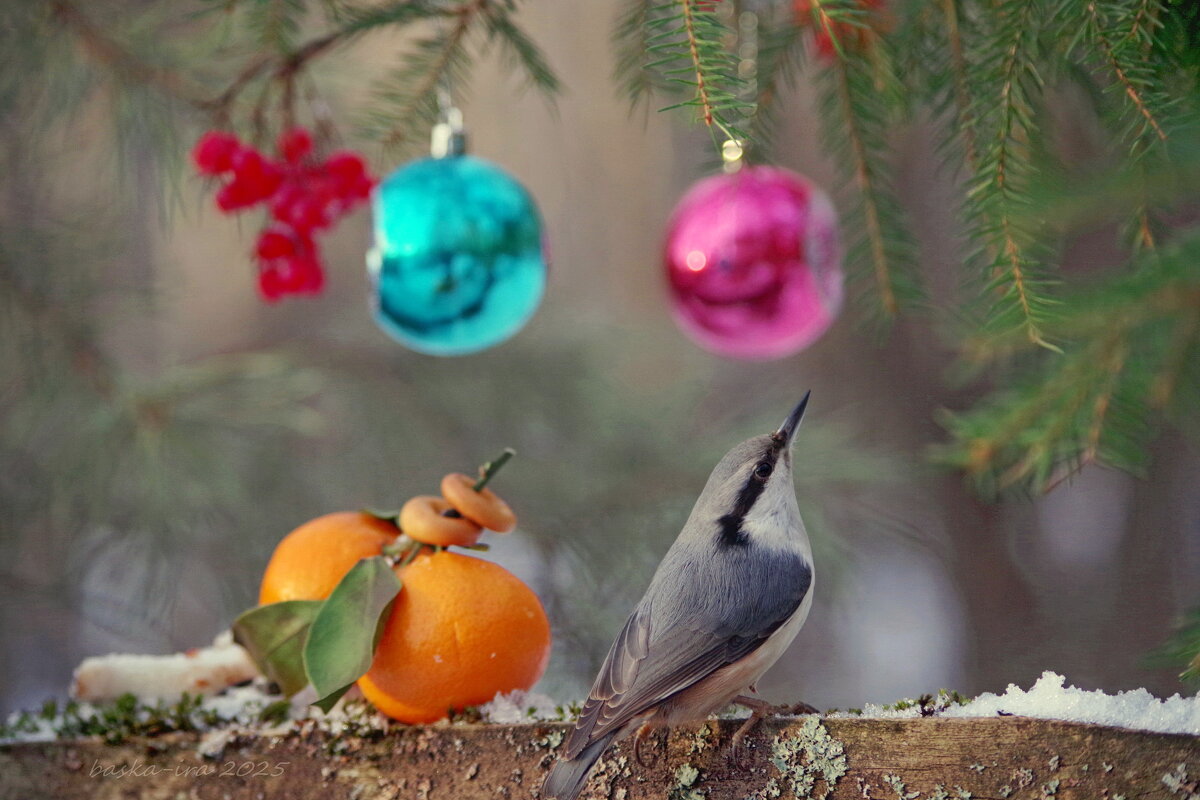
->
[663,166,843,360]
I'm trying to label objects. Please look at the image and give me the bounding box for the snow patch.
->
[941,671,1200,736]
[479,689,562,723]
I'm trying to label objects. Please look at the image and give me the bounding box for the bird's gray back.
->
[563,529,812,757]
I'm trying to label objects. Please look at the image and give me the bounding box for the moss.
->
[0,693,220,745]
[670,762,705,800]
[531,729,564,750]
[687,723,714,755]
[767,716,847,799]
[742,777,782,800]
[1161,763,1199,799]
[883,773,919,798]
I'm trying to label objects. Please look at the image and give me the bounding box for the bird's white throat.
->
[740,478,811,560]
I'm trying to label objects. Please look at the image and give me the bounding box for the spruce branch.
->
[938,231,1200,495]
[53,0,456,132]
[940,0,979,171]
[480,6,561,98]
[963,0,1058,349]
[834,59,895,315]
[612,0,675,110]
[363,0,485,154]
[816,21,921,322]
[618,1,754,151]
[1083,0,1169,145]
[50,0,213,110]
[746,9,807,159]
[680,0,719,134]
[0,250,114,400]
[245,0,307,54]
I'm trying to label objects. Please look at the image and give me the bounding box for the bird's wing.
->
[564,545,811,759]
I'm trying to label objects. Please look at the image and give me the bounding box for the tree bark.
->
[2,716,1196,800]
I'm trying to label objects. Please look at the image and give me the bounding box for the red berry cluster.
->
[192,128,376,302]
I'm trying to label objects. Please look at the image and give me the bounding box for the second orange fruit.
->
[358,550,552,723]
[258,511,398,605]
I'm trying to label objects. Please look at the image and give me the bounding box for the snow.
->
[479,689,563,723]
[941,671,1200,736]
[7,668,1197,745]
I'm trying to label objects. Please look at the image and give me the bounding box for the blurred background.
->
[2,0,1198,716]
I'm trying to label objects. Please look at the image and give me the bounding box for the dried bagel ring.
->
[440,473,517,533]
[399,495,483,547]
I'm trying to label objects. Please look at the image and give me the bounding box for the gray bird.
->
[541,393,815,800]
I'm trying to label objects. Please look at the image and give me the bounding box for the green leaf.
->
[303,556,402,713]
[361,507,401,524]
[231,600,323,697]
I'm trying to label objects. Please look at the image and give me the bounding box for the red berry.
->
[297,258,325,293]
[325,152,367,191]
[216,180,261,212]
[278,127,314,164]
[258,266,285,302]
[291,196,331,232]
[256,229,297,260]
[350,175,376,201]
[274,253,318,293]
[192,131,241,175]
[230,150,284,202]
[269,184,303,220]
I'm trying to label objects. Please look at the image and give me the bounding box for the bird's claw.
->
[633,723,663,768]
[727,730,756,769]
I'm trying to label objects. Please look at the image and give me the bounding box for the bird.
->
[541,393,816,800]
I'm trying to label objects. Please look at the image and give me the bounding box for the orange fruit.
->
[357,550,552,723]
[440,472,517,533]
[258,511,399,605]
[399,495,483,547]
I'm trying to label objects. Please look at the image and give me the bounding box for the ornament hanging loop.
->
[722,138,745,173]
[431,82,466,158]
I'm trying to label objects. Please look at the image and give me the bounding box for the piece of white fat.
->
[70,631,259,703]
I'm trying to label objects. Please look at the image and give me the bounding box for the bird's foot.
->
[727,695,775,769]
[633,722,665,768]
[725,695,821,768]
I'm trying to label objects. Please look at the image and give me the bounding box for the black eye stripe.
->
[718,445,784,547]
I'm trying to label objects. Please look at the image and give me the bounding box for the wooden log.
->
[1,716,1197,800]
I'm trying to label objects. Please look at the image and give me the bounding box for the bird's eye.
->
[753,461,772,480]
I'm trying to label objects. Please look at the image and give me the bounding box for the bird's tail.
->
[540,730,617,800]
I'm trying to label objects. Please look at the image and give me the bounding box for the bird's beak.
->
[775,391,811,448]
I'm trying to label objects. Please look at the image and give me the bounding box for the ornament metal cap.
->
[431,103,466,158]
[721,138,745,173]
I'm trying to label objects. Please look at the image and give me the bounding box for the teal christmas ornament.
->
[367,138,547,356]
